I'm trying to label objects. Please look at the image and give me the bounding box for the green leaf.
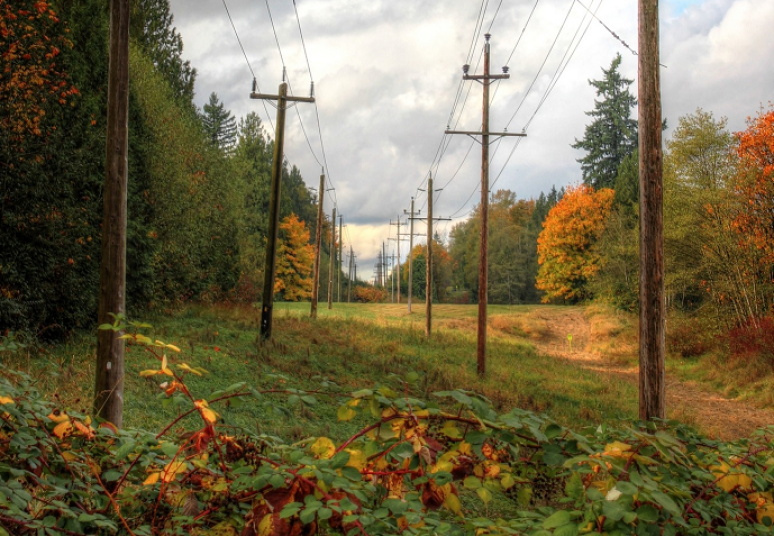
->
[317,507,333,521]
[406,372,419,383]
[432,472,452,486]
[545,423,563,439]
[602,499,626,521]
[554,524,579,536]
[160,442,179,458]
[615,481,638,495]
[463,476,481,489]
[476,487,492,504]
[650,490,680,517]
[543,510,571,529]
[269,474,285,489]
[114,439,136,461]
[340,466,362,481]
[299,507,317,525]
[636,504,659,522]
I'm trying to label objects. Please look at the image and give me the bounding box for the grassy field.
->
[1,302,642,444]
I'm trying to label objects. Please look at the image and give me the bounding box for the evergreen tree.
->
[130,0,196,102]
[201,92,238,153]
[572,54,638,189]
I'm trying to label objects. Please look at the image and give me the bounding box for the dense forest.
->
[1,0,333,337]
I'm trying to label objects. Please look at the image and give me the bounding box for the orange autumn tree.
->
[536,184,614,302]
[0,0,78,152]
[732,105,774,265]
[274,213,314,301]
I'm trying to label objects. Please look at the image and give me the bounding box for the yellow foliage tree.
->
[274,214,314,301]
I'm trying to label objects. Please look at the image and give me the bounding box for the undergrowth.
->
[1,317,774,535]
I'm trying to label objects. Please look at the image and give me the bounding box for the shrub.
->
[726,316,774,368]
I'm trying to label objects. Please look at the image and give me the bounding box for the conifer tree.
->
[130,0,196,102]
[572,54,638,189]
[201,92,238,153]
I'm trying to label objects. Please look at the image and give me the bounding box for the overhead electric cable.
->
[490,0,602,190]
[504,0,577,130]
[263,0,286,68]
[220,0,275,133]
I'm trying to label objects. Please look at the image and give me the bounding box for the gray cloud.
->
[167,0,773,271]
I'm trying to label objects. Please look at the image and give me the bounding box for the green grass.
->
[2,302,640,444]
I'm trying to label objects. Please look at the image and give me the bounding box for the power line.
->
[263,0,286,69]
[220,0,275,133]
[490,0,602,190]
[487,0,505,32]
[576,0,638,58]
[503,0,578,130]
[291,0,338,211]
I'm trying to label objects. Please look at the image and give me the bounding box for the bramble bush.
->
[1,319,774,535]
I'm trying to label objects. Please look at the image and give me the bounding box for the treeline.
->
[0,0,331,336]
[397,52,774,343]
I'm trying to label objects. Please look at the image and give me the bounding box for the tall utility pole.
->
[389,217,407,303]
[310,172,325,319]
[95,0,130,427]
[418,175,450,339]
[446,34,525,375]
[426,175,433,338]
[347,246,354,302]
[328,207,336,309]
[338,214,343,302]
[404,198,421,313]
[638,0,665,420]
[251,72,315,340]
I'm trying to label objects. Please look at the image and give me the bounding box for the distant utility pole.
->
[638,0,665,420]
[338,214,343,302]
[404,198,421,313]
[446,34,525,375]
[95,0,130,427]
[251,70,315,340]
[328,207,336,309]
[418,174,450,339]
[348,246,354,302]
[377,247,382,288]
[310,171,325,319]
[389,217,407,303]
[382,242,388,288]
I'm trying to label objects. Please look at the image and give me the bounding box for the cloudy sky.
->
[167,0,773,278]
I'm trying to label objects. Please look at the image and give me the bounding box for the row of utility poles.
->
[94,0,663,428]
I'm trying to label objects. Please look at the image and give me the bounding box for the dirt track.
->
[532,308,774,441]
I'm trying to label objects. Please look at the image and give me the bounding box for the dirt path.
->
[531,308,774,441]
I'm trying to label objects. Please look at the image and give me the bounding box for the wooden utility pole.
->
[328,207,336,309]
[418,175,450,339]
[338,214,343,302]
[310,172,325,319]
[426,175,433,338]
[95,0,130,427]
[251,73,314,340]
[446,34,525,375]
[638,0,665,420]
[404,198,420,313]
[347,246,354,302]
[389,217,406,303]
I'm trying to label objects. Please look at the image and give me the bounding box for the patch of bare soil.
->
[530,308,774,441]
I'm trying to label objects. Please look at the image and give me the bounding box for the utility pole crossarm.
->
[463,74,510,81]
[445,130,526,138]
[250,92,315,103]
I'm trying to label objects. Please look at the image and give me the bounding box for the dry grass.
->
[584,303,637,364]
